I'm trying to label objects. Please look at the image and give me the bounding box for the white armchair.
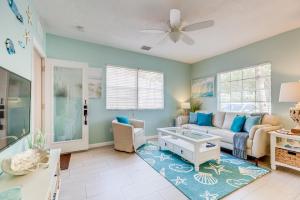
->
[112,119,146,153]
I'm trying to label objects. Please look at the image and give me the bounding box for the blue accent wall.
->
[191,28,300,128]
[0,0,45,170]
[46,34,191,144]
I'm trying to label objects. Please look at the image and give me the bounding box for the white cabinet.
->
[270,131,300,172]
[0,149,61,200]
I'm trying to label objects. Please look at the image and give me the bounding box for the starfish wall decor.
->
[24,30,31,45]
[26,6,32,25]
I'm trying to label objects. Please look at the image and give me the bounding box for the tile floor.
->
[59,145,300,200]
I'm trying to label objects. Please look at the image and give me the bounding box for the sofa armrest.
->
[130,119,145,129]
[249,125,281,139]
[250,125,281,158]
[176,115,189,127]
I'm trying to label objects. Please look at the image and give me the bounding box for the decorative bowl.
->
[1,149,49,176]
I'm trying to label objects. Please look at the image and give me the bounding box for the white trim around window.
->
[217,63,272,113]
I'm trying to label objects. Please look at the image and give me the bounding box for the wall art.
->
[88,68,102,98]
[7,0,24,23]
[26,6,32,25]
[5,39,16,55]
[18,40,25,49]
[191,76,215,98]
[24,30,31,45]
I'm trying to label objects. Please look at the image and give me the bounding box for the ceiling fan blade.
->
[181,33,194,45]
[157,33,169,45]
[170,9,181,28]
[169,31,181,43]
[182,20,214,32]
[140,29,166,34]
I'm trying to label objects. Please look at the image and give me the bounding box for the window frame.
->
[105,65,164,110]
[217,62,272,114]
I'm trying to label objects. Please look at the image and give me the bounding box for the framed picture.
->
[88,68,102,98]
[191,76,215,98]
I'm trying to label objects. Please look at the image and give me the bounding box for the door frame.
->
[44,58,89,153]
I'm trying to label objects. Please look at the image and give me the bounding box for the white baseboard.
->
[89,141,113,149]
[89,135,157,149]
[146,135,158,140]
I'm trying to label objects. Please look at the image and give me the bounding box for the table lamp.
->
[181,102,191,116]
[279,82,300,134]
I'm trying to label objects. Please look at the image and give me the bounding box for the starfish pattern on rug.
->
[171,176,187,186]
[205,163,232,175]
[137,149,153,155]
[154,153,173,161]
[159,168,166,177]
[199,190,219,200]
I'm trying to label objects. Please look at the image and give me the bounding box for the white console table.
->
[270,131,300,171]
[0,149,61,200]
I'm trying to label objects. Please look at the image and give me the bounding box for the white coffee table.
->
[157,127,221,171]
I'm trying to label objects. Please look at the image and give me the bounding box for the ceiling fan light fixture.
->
[169,31,181,43]
[170,9,181,28]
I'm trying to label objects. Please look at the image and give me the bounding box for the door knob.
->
[84,100,88,125]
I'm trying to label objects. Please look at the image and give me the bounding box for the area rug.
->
[136,143,270,200]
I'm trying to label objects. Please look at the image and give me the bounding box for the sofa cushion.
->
[182,124,217,133]
[262,114,280,126]
[231,115,246,132]
[197,112,213,126]
[222,113,238,129]
[212,112,225,128]
[208,128,235,143]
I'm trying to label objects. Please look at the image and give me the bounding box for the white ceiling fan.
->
[141,9,214,45]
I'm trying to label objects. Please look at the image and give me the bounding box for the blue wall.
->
[0,0,45,170]
[46,34,191,144]
[192,28,300,128]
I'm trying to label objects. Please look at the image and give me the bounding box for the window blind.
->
[106,66,137,110]
[138,70,164,109]
[217,63,271,113]
[106,66,164,110]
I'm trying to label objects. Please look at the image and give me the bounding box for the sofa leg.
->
[255,158,259,166]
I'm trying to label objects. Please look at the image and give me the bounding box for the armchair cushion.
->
[116,116,129,124]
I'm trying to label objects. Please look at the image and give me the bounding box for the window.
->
[106,65,164,110]
[217,63,271,113]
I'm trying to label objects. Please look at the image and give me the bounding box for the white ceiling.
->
[34,0,300,64]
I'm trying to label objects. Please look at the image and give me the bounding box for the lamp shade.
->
[181,102,191,109]
[279,82,300,102]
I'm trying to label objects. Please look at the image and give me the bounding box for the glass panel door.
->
[45,59,88,153]
[53,67,83,142]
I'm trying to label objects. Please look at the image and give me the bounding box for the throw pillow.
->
[197,112,213,126]
[212,112,226,128]
[231,115,246,132]
[243,116,261,133]
[189,112,197,124]
[222,113,237,129]
[116,116,129,124]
